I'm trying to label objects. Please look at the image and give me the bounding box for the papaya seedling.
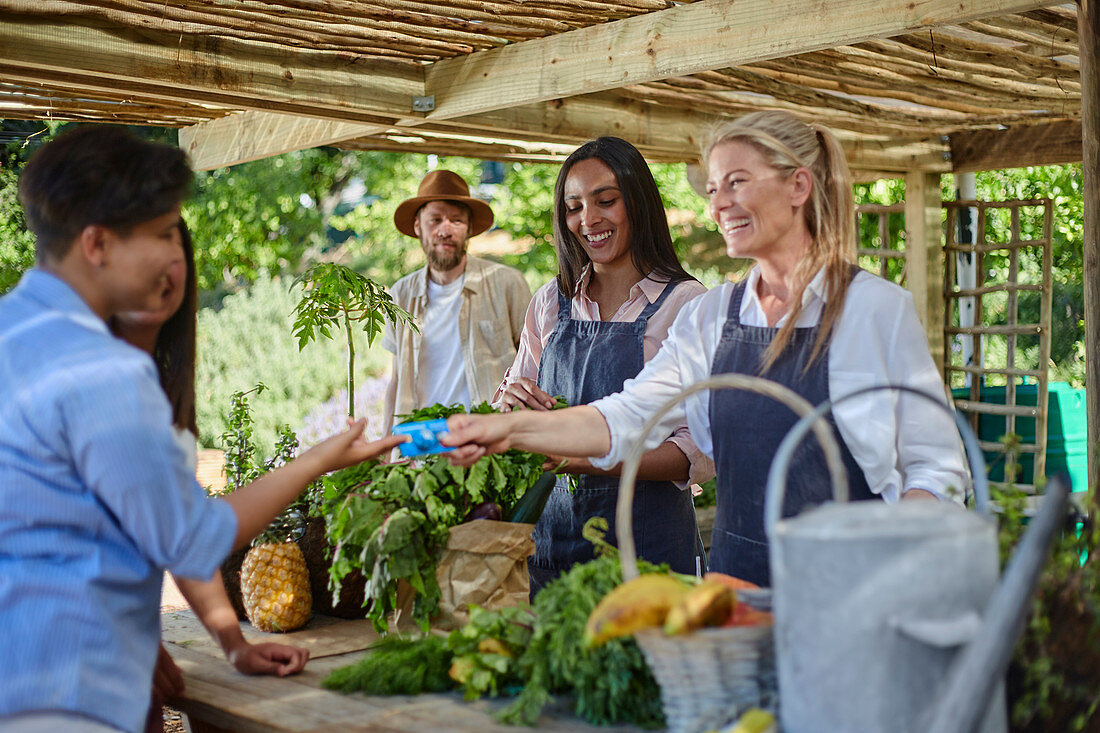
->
[292,263,416,419]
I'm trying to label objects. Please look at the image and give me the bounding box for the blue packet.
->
[392,418,455,457]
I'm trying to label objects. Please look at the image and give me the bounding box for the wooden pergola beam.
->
[169,0,1047,169]
[0,17,424,121]
[1079,0,1099,501]
[950,120,1084,171]
[423,0,1057,120]
[179,113,394,171]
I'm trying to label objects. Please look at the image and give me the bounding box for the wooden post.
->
[905,171,946,376]
[1080,0,1100,504]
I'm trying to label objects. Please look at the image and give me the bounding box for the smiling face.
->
[113,222,187,332]
[414,200,470,274]
[101,207,186,316]
[706,140,811,262]
[562,158,633,270]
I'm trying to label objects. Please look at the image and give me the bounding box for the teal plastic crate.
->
[951,381,1087,492]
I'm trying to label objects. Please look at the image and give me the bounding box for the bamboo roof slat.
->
[876,34,1079,83]
[182,0,549,43]
[743,65,1007,115]
[812,47,1080,102]
[959,19,1079,56]
[11,1,473,58]
[0,1,1086,173]
[751,56,1075,115]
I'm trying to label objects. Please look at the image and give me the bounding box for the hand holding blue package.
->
[392,419,455,457]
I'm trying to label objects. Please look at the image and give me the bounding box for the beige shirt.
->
[383,255,532,422]
[496,268,716,487]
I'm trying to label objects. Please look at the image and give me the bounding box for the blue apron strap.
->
[636,279,678,322]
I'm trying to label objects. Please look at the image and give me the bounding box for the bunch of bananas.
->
[584,572,772,647]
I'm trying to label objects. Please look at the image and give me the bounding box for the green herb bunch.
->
[322,518,667,728]
[320,604,534,698]
[318,401,549,632]
[321,634,453,695]
[447,605,535,701]
[498,518,667,729]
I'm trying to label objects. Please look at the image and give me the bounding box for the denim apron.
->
[529,282,701,593]
[708,270,876,586]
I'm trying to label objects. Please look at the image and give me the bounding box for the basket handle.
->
[763,383,989,544]
[615,374,850,582]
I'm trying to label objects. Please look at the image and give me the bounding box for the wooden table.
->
[162,610,643,732]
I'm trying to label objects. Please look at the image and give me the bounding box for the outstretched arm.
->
[441,405,610,466]
[223,421,405,550]
[553,441,690,483]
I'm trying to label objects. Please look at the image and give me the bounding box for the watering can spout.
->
[923,473,1071,733]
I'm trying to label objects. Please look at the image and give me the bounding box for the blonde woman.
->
[442,111,967,586]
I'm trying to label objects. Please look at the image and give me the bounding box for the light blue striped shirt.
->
[0,270,237,732]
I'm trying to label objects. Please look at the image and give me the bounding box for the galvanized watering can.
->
[764,383,1070,733]
[614,377,1069,733]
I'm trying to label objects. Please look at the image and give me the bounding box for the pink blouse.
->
[495,268,716,488]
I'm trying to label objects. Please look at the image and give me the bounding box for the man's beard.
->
[424,240,466,272]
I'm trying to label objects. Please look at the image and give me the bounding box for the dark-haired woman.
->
[111,223,310,732]
[494,137,714,591]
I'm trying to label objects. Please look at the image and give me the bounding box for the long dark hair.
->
[153,220,198,435]
[552,137,695,296]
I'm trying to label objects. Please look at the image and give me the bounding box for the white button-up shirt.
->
[591,266,969,502]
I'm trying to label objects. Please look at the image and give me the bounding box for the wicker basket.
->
[636,621,776,733]
[613,376,825,733]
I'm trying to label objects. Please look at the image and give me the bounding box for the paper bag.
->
[393,519,536,630]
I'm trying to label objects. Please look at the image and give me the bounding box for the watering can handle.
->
[614,373,851,582]
[763,383,990,542]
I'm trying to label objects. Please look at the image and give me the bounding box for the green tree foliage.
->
[195,273,390,459]
[184,147,369,295]
[0,166,34,294]
[853,168,1085,386]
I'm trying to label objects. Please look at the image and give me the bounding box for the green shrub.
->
[195,273,389,460]
[0,166,34,294]
[998,484,1100,732]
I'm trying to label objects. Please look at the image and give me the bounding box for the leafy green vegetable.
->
[322,518,667,729]
[318,402,549,632]
[321,635,453,695]
[447,605,535,701]
[498,518,667,729]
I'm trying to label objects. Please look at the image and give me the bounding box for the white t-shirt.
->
[420,276,471,408]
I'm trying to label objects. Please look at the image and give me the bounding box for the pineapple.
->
[221,395,316,632]
[240,539,312,632]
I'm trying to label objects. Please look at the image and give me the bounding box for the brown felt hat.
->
[393,169,494,238]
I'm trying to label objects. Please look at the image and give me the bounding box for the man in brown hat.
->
[382,169,531,431]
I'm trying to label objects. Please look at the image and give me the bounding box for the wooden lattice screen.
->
[856,203,907,286]
[943,199,1054,493]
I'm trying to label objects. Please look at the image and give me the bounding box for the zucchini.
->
[507,471,557,524]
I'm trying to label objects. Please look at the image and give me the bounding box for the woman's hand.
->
[303,419,407,474]
[441,413,515,466]
[497,378,556,411]
[227,641,310,677]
